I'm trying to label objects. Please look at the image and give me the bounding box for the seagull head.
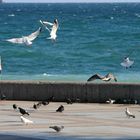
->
[54,19,58,24]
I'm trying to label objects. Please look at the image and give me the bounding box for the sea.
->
[0,3,140,82]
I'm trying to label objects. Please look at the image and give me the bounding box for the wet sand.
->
[0,101,140,140]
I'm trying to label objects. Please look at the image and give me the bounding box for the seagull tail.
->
[47,37,52,40]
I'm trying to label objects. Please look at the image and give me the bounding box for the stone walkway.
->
[0,101,139,139]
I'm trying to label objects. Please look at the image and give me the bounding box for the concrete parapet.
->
[0,81,140,102]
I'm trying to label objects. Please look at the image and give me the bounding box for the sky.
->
[4,0,140,3]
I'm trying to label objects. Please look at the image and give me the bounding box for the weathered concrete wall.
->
[0,81,140,102]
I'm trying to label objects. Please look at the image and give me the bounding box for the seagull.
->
[6,27,42,46]
[56,105,64,112]
[87,73,117,82]
[13,104,18,110]
[40,19,58,41]
[49,126,64,132]
[125,107,135,118]
[121,57,134,69]
[106,98,115,104]
[18,107,30,116]
[20,116,33,125]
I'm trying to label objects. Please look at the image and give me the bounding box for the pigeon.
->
[1,94,6,100]
[46,95,54,102]
[56,105,64,112]
[106,98,115,104]
[13,104,17,110]
[125,107,135,118]
[33,104,38,109]
[66,98,73,104]
[6,27,42,46]
[40,19,58,41]
[20,116,33,125]
[121,57,134,69]
[18,107,29,116]
[41,101,49,106]
[87,73,117,82]
[49,125,64,132]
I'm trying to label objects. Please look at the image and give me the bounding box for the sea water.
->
[0,3,140,82]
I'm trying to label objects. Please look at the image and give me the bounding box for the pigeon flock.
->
[9,96,135,128]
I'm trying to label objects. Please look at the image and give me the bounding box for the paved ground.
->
[0,101,140,140]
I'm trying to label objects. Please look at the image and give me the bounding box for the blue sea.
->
[0,3,140,82]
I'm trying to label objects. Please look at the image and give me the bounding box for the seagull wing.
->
[87,74,103,82]
[121,60,134,68]
[39,20,51,32]
[105,73,117,82]
[27,27,42,41]
[6,37,24,44]
[40,20,54,26]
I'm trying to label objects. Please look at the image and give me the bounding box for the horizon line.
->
[3,1,140,3]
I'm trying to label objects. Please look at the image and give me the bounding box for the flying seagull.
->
[18,107,30,116]
[20,116,33,125]
[40,19,58,41]
[56,105,64,112]
[125,107,135,118]
[87,73,117,82]
[121,57,134,69]
[6,27,42,46]
[49,125,64,132]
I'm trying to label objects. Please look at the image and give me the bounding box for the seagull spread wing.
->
[40,19,54,26]
[27,27,42,41]
[6,37,24,44]
[6,27,41,45]
[121,60,134,68]
[104,73,117,82]
[87,74,103,81]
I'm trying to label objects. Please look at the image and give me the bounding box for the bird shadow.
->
[41,131,61,135]
[0,109,12,111]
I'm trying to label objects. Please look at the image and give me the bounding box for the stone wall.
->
[0,81,140,102]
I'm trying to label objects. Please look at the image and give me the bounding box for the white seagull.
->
[40,19,58,41]
[125,107,135,118]
[20,116,33,125]
[106,98,115,104]
[121,57,134,69]
[6,27,42,46]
